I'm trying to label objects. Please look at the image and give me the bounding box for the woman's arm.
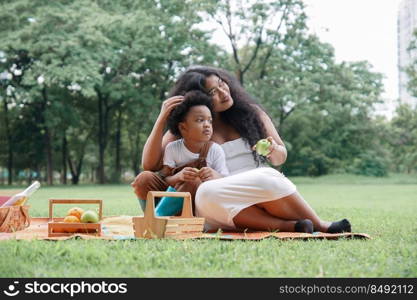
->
[141,96,183,171]
[257,109,287,167]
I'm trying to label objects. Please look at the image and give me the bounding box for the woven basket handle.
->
[21,206,31,228]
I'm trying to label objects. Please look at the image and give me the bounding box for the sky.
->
[302,0,402,101]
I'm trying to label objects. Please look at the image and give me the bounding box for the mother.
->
[132,66,351,234]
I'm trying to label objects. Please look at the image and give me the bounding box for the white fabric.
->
[163,139,229,176]
[195,138,297,231]
[220,138,268,175]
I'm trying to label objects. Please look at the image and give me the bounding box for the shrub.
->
[349,151,388,177]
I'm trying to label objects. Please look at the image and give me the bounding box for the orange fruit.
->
[63,215,80,233]
[67,207,85,220]
[63,215,80,223]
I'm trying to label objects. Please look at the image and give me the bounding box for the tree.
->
[405,29,417,99]
[207,0,307,85]
[93,0,225,182]
[280,60,385,176]
[0,0,225,184]
[388,104,417,173]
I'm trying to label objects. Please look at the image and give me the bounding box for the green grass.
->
[0,174,416,277]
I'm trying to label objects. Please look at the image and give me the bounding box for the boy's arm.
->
[198,144,229,182]
[165,167,199,186]
[208,143,229,177]
[159,165,180,186]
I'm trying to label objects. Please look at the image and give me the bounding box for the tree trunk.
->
[2,98,13,185]
[114,108,122,182]
[67,129,91,185]
[61,135,67,184]
[68,156,80,185]
[44,127,53,185]
[91,166,95,183]
[97,90,106,184]
[236,69,243,86]
[28,169,33,186]
[128,128,141,176]
[41,88,53,185]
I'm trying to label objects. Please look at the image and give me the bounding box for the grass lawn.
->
[0,174,416,277]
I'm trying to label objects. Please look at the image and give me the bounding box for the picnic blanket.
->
[0,216,371,241]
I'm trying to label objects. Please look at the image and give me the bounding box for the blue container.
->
[155,186,184,216]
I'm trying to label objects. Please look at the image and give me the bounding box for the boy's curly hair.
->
[167,90,214,138]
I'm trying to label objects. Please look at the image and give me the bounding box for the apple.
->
[255,139,271,156]
[80,210,100,223]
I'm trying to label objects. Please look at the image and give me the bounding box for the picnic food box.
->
[47,199,102,237]
[133,191,205,239]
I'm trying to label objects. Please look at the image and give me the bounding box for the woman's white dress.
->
[195,138,297,230]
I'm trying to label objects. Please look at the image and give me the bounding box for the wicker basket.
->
[0,205,31,232]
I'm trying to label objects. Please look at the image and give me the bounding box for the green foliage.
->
[208,0,386,177]
[349,151,389,177]
[388,104,417,174]
[278,59,386,177]
[0,0,412,184]
[0,0,222,184]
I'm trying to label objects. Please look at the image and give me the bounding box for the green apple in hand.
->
[255,139,271,156]
[80,210,100,223]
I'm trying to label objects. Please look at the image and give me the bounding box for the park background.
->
[0,0,416,278]
[1,0,417,185]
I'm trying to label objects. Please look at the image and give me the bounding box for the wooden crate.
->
[133,191,205,239]
[47,199,102,237]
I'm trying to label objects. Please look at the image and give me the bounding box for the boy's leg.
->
[155,186,181,216]
[131,171,169,211]
[174,180,201,215]
[155,180,202,216]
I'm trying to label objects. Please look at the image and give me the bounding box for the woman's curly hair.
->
[167,90,214,138]
[168,66,268,165]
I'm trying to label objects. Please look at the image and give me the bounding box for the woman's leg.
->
[196,168,349,233]
[255,191,330,232]
[255,191,349,232]
[233,205,297,232]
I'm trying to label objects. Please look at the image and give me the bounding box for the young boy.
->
[162,90,229,183]
[142,90,229,215]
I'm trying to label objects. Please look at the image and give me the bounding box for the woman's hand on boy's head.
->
[199,167,221,182]
[159,96,185,119]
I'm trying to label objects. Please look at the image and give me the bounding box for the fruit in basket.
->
[67,207,85,220]
[80,210,99,223]
[63,215,80,232]
[63,215,80,223]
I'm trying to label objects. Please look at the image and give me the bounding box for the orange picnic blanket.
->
[0,216,370,241]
